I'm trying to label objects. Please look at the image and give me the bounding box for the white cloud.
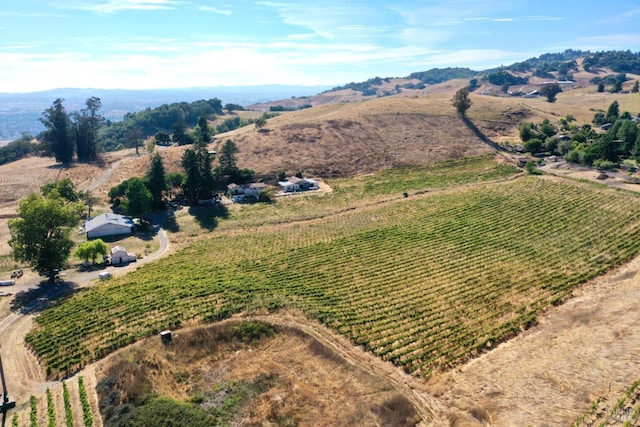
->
[72,0,185,14]
[0,36,438,92]
[197,5,232,15]
[258,1,390,41]
[622,8,640,19]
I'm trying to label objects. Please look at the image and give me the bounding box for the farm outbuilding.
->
[110,246,137,265]
[85,213,135,239]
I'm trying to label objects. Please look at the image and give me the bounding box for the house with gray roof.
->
[85,213,135,239]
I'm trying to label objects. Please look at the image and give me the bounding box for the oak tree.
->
[9,191,81,281]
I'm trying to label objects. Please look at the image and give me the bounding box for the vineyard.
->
[574,380,640,426]
[22,154,640,386]
[10,376,98,427]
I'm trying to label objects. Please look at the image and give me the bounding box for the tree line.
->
[108,137,256,216]
[518,99,640,169]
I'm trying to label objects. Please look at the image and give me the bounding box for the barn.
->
[110,246,137,265]
[85,213,135,239]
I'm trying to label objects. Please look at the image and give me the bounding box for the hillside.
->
[4,50,640,427]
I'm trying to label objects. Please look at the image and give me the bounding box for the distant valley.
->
[0,85,330,140]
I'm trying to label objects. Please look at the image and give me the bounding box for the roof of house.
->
[85,213,135,233]
[111,245,127,254]
[228,182,266,190]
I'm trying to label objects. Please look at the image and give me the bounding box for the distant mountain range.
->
[0,85,331,140]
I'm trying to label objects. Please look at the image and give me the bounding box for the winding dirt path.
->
[248,311,449,426]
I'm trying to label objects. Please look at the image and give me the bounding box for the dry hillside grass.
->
[92,319,422,427]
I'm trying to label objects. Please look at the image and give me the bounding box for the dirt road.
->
[0,225,169,409]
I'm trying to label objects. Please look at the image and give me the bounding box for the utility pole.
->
[0,352,16,427]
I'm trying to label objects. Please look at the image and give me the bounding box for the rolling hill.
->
[4,50,640,426]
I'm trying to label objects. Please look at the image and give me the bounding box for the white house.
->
[110,246,137,265]
[227,182,267,201]
[278,176,319,193]
[85,213,135,239]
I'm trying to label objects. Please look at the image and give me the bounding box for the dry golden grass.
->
[94,320,421,427]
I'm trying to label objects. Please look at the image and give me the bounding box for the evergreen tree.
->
[217,139,240,178]
[146,152,168,208]
[606,101,620,123]
[40,98,74,164]
[181,149,200,203]
[172,117,189,145]
[181,141,215,204]
[85,97,103,161]
[74,111,91,162]
[197,115,211,143]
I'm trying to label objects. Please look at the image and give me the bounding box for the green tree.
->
[79,190,99,220]
[197,115,211,143]
[172,118,190,145]
[126,127,144,155]
[9,192,80,281]
[75,97,103,162]
[166,172,184,199]
[539,83,562,102]
[254,115,267,132]
[523,138,543,154]
[181,142,215,204]
[122,178,153,216]
[632,81,639,93]
[75,239,108,265]
[146,152,168,208]
[40,98,74,164]
[539,119,556,138]
[452,86,472,116]
[224,103,244,112]
[610,80,623,93]
[85,96,103,161]
[181,149,200,203]
[597,82,605,92]
[519,123,537,142]
[154,130,172,146]
[41,178,79,202]
[606,101,620,123]
[217,139,240,178]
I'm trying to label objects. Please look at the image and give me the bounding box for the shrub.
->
[593,159,616,170]
[126,397,215,427]
[523,138,543,154]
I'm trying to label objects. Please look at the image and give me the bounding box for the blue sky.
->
[0,0,639,92]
